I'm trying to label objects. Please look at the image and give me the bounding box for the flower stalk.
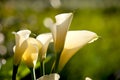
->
[52,51,61,73]
[12,65,18,80]
[30,68,36,80]
[40,61,45,76]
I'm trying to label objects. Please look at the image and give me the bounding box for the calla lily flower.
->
[22,38,42,68]
[13,30,31,66]
[45,13,98,72]
[46,13,73,53]
[58,30,98,71]
[36,33,52,61]
[36,33,52,76]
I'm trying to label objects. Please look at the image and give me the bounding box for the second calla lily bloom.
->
[45,13,98,72]
[22,38,42,68]
[58,30,98,71]
[36,33,52,61]
[13,30,31,66]
[47,13,73,53]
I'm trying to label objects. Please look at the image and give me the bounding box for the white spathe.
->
[13,30,31,65]
[13,30,31,48]
[22,38,42,68]
[47,13,73,53]
[44,13,98,72]
[58,30,98,71]
[36,33,52,61]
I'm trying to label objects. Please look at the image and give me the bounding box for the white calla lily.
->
[47,13,73,53]
[58,30,98,71]
[45,13,98,72]
[22,38,42,68]
[13,30,31,66]
[36,33,52,61]
[38,73,60,80]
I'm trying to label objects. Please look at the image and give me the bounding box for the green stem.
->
[40,61,45,76]
[30,68,36,80]
[12,65,18,80]
[52,52,61,73]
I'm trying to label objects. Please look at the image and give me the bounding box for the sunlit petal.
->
[47,13,73,53]
[36,33,52,61]
[58,30,98,71]
[13,30,31,65]
[55,13,73,53]
[55,13,73,25]
[13,30,31,47]
[22,38,42,68]
[14,39,28,65]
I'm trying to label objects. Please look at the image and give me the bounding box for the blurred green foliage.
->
[0,0,120,80]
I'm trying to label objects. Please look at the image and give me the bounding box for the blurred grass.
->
[0,1,120,80]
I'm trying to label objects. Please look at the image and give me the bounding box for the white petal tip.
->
[55,13,73,25]
[85,77,92,80]
[36,33,52,45]
[17,30,31,34]
[12,30,31,35]
[88,36,99,43]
